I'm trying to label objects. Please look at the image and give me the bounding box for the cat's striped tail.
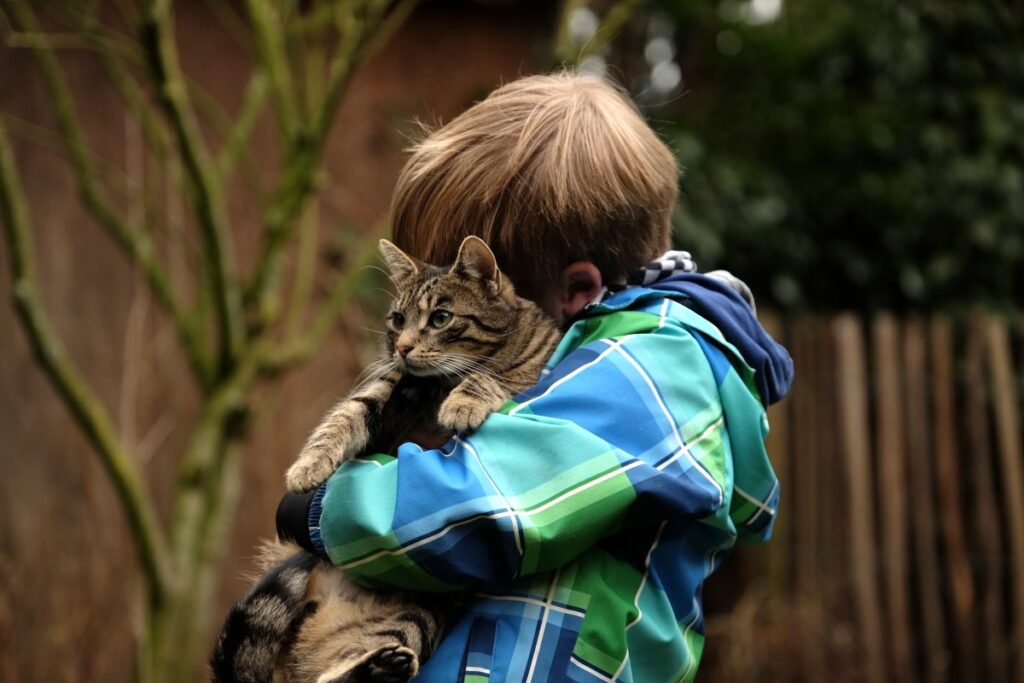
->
[210,550,318,683]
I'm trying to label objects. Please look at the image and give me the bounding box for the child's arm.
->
[278,315,778,591]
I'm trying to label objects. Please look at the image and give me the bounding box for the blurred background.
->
[0,0,1021,681]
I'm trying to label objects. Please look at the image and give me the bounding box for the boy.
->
[277,73,793,681]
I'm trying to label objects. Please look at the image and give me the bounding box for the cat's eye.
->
[390,312,406,329]
[429,310,453,328]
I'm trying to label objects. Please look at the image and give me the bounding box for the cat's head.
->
[378,236,519,377]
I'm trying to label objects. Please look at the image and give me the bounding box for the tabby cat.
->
[212,236,562,682]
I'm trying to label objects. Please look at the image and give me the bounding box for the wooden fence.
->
[701,311,1024,683]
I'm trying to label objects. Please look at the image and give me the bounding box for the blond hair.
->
[390,72,678,298]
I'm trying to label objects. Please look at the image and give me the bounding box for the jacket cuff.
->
[307,484,328,558]
[275,487,328,559]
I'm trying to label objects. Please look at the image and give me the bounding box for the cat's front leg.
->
[437,373,510,434]
[286,371,399,493]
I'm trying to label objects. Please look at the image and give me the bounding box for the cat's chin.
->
[404,363,459,381]
[401,361,435,376]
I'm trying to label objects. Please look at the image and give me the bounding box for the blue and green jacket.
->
[290,273,792,682]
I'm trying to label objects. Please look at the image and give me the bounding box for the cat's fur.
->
[212,539,443,683]
[212,236,561,682]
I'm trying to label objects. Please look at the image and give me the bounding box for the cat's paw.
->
[285,453,337,493]
[437,393,491,433]
[321,646,417,683]
[363,646,417,682]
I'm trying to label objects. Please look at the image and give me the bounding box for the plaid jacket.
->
[307,283,786,682]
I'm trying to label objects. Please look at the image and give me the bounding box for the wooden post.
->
[791,316,825,678]
[793,317,821,592]
[818,315,846,596]
[872,313,914,683]
[983,313,1024,682]
[834,314,887,682]
[929,316,976,677]
[965,314,1008,682]
[760,311,791,597]
[904,317,949,681]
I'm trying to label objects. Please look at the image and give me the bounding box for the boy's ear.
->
[559,262,603,321]
[378,239,420,283]
[454,236,500,286]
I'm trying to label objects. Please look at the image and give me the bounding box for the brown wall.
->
[0,3,554,680]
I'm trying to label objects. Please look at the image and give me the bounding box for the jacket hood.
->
[590,272,794,407]
[647,272,794,406]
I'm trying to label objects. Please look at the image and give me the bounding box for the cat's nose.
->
[396,341,414,357]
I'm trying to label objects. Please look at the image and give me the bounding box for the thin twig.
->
[0,8,139,61]
[260,226,385,373]
[73,6,171,159]
[215,70,269,183]
[244,0,297,138]
[284,202,321,337]
[2,112,138,197]
[201,0,256,58]
[553,0,588,64]
[554,0,643,67]
[187,73,269,197]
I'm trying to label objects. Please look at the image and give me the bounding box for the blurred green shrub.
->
[648,0,1024,311]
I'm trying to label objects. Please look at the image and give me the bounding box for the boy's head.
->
[390,72,678,322]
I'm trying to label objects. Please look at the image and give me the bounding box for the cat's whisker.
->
[361,264,394,281]
[350,359,397,390]
[443,352,498,367]
[437,364,472,383]
[435,357,516,392]
[433,357,480,378]
[372,255,403,288]
[428,358,467,377]
[439,359,496,378]
[439,356,512,384]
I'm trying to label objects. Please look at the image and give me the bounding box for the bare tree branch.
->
[74,7,171,159]
[553,0,588,65]
[259,225,384,373]
[284,204,320,337]
[589,0,643,56]
[188,72,270,199]
[1,3,427,677]
[141,0,245,367]
[3,0,213,385]
[2,112,139,197]
[215,71,269,184]
[244,0,297,138]
[554,0,643,66]
[0,5,139,60]
[201,0,256,58]
[0,115,172,605]
[246,0,419,332]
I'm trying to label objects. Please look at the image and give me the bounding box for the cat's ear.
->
[454,236,500,286]
[378,239,420,284]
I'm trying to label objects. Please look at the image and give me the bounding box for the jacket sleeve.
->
[309,325,745,591]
